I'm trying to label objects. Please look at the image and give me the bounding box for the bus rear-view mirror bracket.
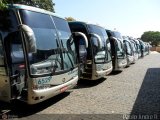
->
[18,24,37,53]
[73,32,88,48]
[90,33,103,49]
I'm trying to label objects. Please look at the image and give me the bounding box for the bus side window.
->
[0,33,7,75]
[5,32,24,62]
[4,31,26,75]
[0,10,18,32]
[0,34,4,65]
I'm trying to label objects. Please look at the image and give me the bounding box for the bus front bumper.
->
[92,66,113,80]
[27,76,78,104]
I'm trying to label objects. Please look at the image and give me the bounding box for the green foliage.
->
[0,0,55,12]
[141,31,160,46]
[65,17,76,21]
[0,0,8,10]
[31,0,55,12]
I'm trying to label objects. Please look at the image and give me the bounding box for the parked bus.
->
[138,39,145,58]
[106,30,127,71]
[132,38,141,58]
[144,42,150,55]
[123,37,134,66]
[69,22,113,80]
[129,39,139,63]
[0,4,84,104]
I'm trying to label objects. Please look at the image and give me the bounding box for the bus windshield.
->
[88,24,109,63]
[111,31,123,40]
[124,41,132,55]
[52,16,77,69]
[116,39,125,58]
[19,10,75,76]
[131,42,137,53]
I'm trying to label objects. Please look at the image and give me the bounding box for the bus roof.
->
[69,21,104,29]
[8,4,64,20]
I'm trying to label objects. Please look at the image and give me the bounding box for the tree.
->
[31,0,55,12]
[141,31,160,46]
[0,0,8,10]
[0,0,55,12]
[65,17,76,21]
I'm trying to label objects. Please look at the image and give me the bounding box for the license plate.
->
[60,86,68,92]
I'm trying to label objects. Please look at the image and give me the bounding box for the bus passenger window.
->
[4,32,24,63]
[0,10,18,32]
[0,35,4,66]
[79,38,87,63]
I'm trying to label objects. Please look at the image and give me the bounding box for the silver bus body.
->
[106,30,127,71]
[129,39,139,63]
[123,39,134,66]
[0,4,78,104]
[132,39,141,58]
[69,22,113,80]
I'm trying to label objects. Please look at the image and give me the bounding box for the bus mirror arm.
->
[110,36,117,41]
[18,24,37,53]
[90,33,103,49]
[73,32,88,48]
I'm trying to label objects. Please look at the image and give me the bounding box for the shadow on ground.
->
[75,69,123,89]
[0,92,70,118]
[130,68,160,119]
[74,77,106,89]
[109,70,122,75]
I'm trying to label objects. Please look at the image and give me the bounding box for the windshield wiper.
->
[61,38,74,69]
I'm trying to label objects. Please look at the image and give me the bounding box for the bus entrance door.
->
[0,35,11,102]
[79,38,87,74]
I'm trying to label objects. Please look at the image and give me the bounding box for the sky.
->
[54,0,160,38]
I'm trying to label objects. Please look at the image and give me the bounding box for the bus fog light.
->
[62,78,66,83]
[32,85,38,90]
[40,96,45,99]
[32,96,39,100]
[95,74,98,77]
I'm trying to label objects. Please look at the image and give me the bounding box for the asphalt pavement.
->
[0,52,160,120]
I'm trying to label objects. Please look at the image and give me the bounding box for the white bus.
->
[0,4,82,104]
[132,39,141,58]
[129,39,139,63]
[69,22,113,80]
[123,38,134,66]
[106,30,127,71]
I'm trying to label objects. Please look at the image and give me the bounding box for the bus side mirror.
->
[73,32,88,48]
[110,36,117,40]
[18,24,37,53]
[90,33,102,49]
